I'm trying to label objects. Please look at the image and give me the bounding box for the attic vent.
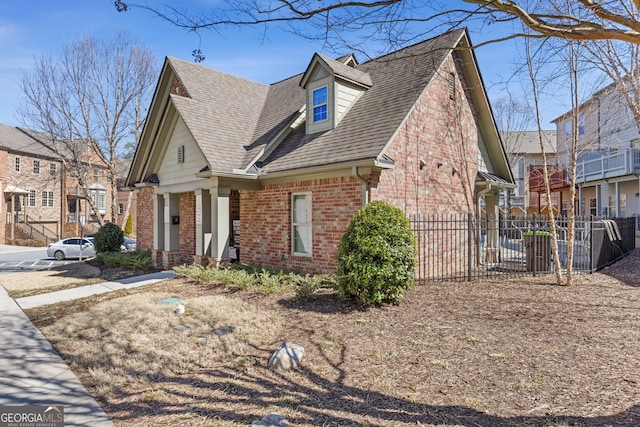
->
[177,145,185,163]
[448,72,456,99]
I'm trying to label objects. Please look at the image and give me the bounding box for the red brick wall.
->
[240,176,363,274]
[370,55,478,216]
[369,55,479,277]
[136,187,154,253]
[179,192,196,262]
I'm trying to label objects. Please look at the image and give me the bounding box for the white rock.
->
[267,341,304,371]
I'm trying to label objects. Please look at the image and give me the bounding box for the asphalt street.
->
[0,244,81,274]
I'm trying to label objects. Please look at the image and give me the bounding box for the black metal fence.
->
[410,214,636,282]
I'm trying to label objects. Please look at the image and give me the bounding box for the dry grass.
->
[42,292,285,396]
[23,252,640,426]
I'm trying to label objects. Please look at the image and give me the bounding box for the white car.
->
[47,237,96,260]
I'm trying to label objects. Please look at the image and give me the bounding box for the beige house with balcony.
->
[552,80,640,219]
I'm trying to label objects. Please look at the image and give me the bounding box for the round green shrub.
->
[336,201,416,305]
[93,222,124,253]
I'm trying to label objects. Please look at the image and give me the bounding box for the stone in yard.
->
[267,341,304,371]
[172,324,195,332]
[252,412,291,427]
[209,325,235,336]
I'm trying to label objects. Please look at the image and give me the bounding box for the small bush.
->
[294,274,336,300]
[335,201,416,306]
[94,222,124,253]
[97,251,153,270]
[124,213,134,237]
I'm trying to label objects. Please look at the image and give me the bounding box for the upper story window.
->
[50,163,57,177]
[93,168,99,182]
[578,115,585,135]
[312,86,328,123]
[15,156,20,172]
[90,188,107,214]
[564,121,572,136]
[33,160,40,174]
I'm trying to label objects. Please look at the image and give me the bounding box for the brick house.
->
[0,124,115,243]
[127,29,514,272]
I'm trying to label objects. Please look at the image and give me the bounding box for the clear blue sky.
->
[0,1,571,129]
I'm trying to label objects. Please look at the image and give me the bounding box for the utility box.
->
[523,232,552,272]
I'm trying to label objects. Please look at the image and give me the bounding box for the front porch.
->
[147,187,240,269]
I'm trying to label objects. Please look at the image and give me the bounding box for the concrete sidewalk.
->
[1,270,177,426]
[17,271,177,309]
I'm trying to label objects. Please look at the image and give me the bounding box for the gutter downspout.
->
[352,167,369,205]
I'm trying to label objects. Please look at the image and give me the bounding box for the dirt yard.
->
[9,254,640,426]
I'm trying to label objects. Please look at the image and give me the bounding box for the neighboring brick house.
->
[552,79,640,218]
[0,124,117,243]
[127,28,515,272]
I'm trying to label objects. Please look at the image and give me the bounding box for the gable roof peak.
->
[300,52,373,89]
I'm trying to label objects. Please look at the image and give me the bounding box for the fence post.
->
[532,213,538,277]
[467,213,472,282]
[589,215,594,273]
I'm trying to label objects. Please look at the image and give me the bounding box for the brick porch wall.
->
[240,176,363,274]
[136,187,154,253]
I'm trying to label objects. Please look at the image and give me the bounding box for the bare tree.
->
[114,0,640,52]
[18,31,157,226]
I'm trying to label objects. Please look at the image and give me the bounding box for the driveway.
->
[0,244,86,274]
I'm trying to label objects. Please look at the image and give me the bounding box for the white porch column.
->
[163,193,172,252]
[485,194,500,262]
[210,187,231,260]
[194,189,213,257]
[153,193,163,250]
[615,181,621,217]
[578,185,583,217]
[195,189,204,257]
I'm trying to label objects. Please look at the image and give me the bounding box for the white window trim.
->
[312,86,328,124]
[291,192,313,257]
[27,190,36,207]
[42,191,54,207]
[33,160,40,175]
[15,156,20,172]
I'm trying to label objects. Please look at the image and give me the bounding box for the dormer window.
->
[312,86,328,123]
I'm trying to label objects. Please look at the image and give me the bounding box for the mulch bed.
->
[28,252,640,426]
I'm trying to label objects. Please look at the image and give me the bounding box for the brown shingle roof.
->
[166,29,466,175]
[0,124,59,158]
[260,29,465,173]
[167,57,270,173]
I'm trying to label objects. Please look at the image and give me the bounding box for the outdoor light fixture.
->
[419,159,426,169]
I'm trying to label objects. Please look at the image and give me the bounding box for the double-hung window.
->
[50,163,57,177]
[15,156,20,172]
[42,191,54,207]
[312,86,328,123]
[292,193,312,256]
[27,190,36,207]
[33,160,40,174]
[90,189,107,214]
